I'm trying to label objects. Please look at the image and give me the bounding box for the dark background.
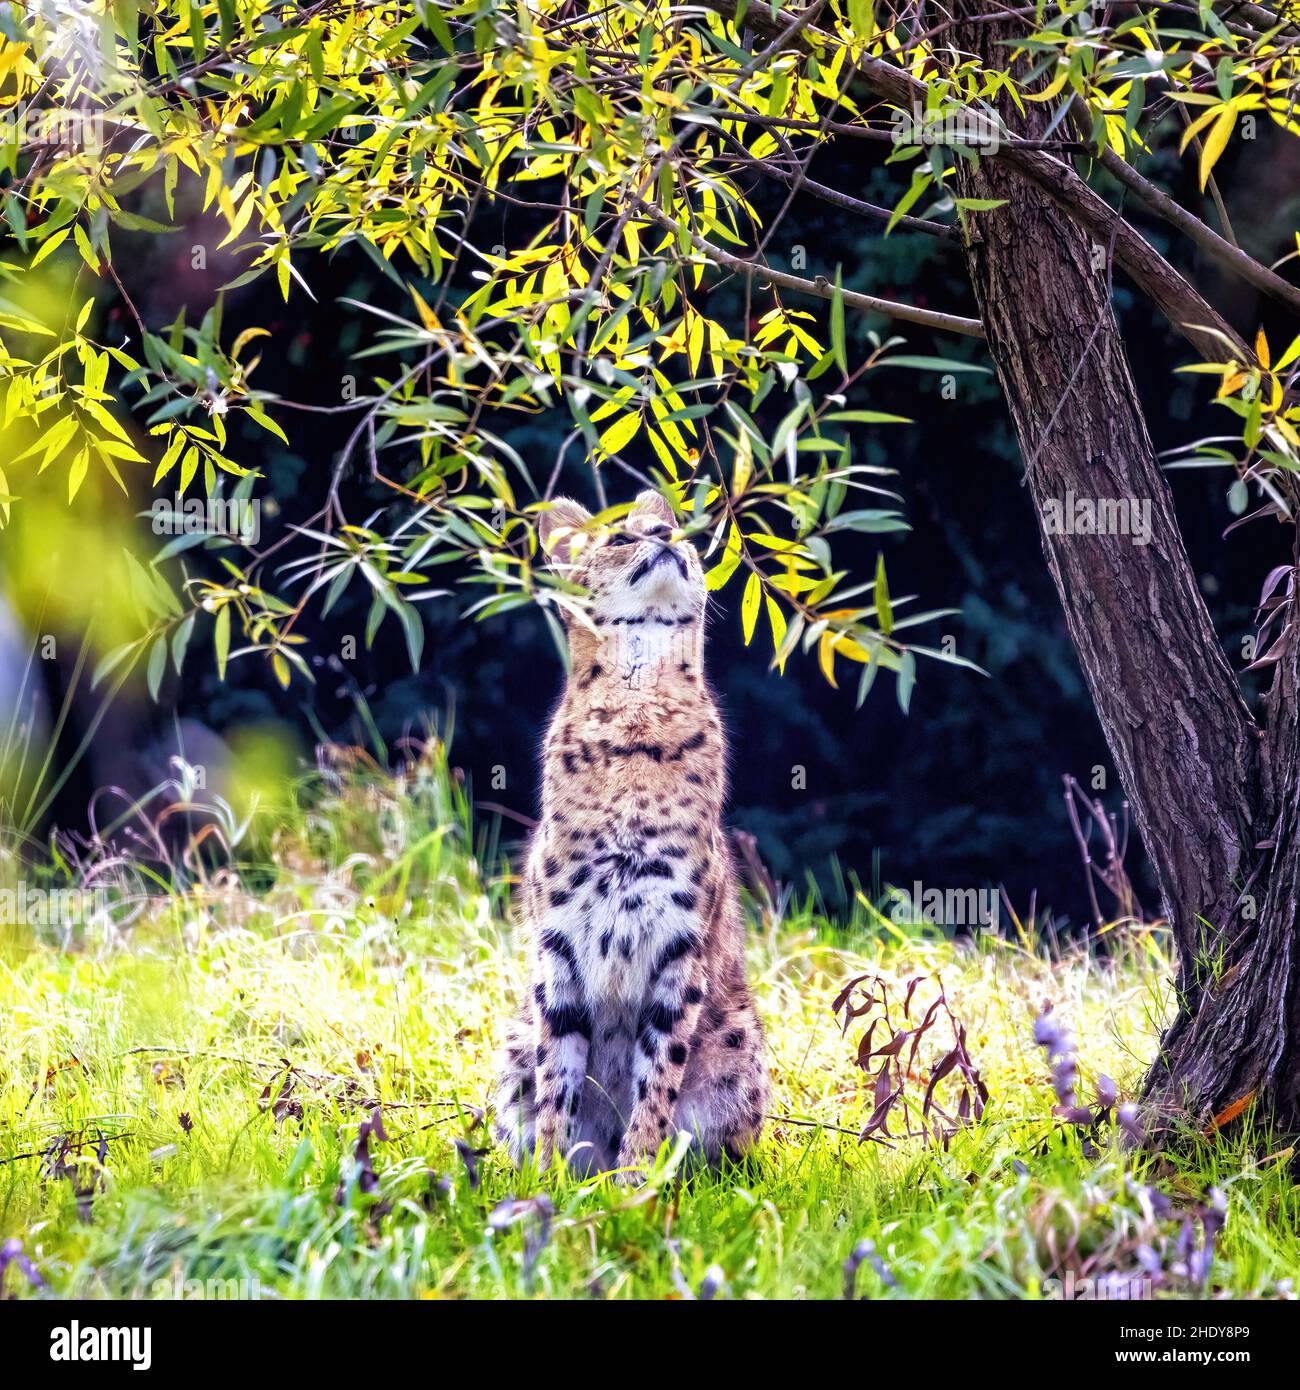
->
[26,117,1300,929]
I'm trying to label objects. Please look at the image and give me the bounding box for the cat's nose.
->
[642,522,672,540]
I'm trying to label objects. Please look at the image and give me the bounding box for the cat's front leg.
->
[531,928,591,1168]
[617,936,706,1175]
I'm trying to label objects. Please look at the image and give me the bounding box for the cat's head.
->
[538,489,704,624]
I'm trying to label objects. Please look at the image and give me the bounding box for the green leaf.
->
[895,650,916,714]
[855,648,881,709]
[886,170,932,235]
[92,639,139,690]
[146,634,167,700]
[171,612,195,676]
[830,267,847,374]
[397,600,425,672]
[874,553,893,636]
[213,604,231,680]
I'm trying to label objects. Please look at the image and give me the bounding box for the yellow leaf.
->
[67,448,89,503]
[818,630,839,688]
[231,327,270,361]
[597,410,639,458]
[1025,64,1072,103]
[1178,105,1220,155]
[30,227,70,267]
[687,309,704,376]
[1217,370,1248,398]
[152,432,186,485]
[705,524,742,591]
[732,432,752,497]
[766,597,788,673]
[741,571,761,645]
[1198,107,1236,191]
[73,223,99,273]
[1205,1087,1256,1136]
[1255,327,1270,369]
[1275,332,1300,371]
[409,285,441,332]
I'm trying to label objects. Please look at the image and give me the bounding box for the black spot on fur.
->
[669,1043,688,1065]
[641,1000,681,1034]
[668,730,707,761]
[652,932,696,978]
[543,1003,592,1040]
[604,739,663,763]
[540,930,578,973]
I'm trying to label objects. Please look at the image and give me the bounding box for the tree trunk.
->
[945,0,1300,1136]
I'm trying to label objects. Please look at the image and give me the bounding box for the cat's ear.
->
[537,497,593,561]
[633,488,675,527]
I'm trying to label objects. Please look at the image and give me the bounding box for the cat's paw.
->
[614,1130,656,1185]
[532,1113,565,1171]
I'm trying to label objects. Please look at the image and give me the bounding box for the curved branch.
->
[698,0,1260,364]
[720,142,959,241]
[1003,149,1253,363]
[638,199,985,337]
[1090,141,1300,319]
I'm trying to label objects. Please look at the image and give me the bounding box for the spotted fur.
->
[493,490,768,1177]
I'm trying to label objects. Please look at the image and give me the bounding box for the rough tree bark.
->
[944,0,1300,1136]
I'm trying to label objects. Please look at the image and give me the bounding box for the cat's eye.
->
[608,532,635,546]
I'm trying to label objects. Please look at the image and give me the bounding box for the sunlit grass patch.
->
[0,752,1296,1300]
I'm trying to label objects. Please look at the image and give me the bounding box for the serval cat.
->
[493,489,767,1178]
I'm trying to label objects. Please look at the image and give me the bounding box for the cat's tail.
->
[490,1018,536,1166]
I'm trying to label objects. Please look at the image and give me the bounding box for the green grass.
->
[1,749,1296,1300]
